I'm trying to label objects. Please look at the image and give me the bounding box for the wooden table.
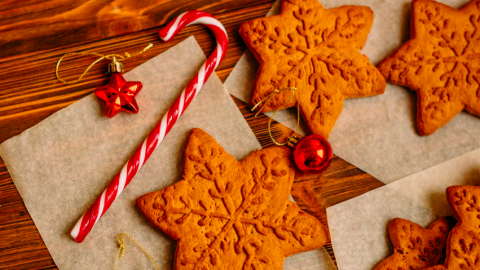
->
[0,0,384,268]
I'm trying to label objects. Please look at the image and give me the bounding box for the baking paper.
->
[0,36,335,269]
[225,0,480,184]
[326,147,480,270]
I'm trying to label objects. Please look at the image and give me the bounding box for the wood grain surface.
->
[0,0,272,59]
[0,0,384,269]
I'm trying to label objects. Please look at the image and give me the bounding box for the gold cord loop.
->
[114,233,159,270]
[251,87,300,146]
[56,43,153,85]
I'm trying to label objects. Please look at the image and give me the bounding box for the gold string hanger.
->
[114,233,159,270]
[56,43,153,85]
[251,87,300,146]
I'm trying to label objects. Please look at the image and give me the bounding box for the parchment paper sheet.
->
[0,36,335,269]
[326,147,480,270]
[225,0,480,184]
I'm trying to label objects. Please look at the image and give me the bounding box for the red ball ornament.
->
[292,134,332,174]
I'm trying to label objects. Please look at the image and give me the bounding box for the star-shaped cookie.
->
[424,184,480,270]
[239,0,386,139]
[378,0,480,135]
[95,73,142,118]
[137,128,329,269]
[374,217,454,270]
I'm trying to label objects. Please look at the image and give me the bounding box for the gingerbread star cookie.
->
[378,0,480,136]
[374,217,454,270]
[424,184,480,270]
[239,0,386,139]
[136,128,329,269]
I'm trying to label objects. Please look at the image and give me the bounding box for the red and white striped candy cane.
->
[70,11,228,243]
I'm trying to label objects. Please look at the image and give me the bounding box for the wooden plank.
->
[0,0,274,59]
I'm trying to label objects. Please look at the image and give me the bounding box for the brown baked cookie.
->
[239,0,385,139]
[424,184,480,270]
[423,266,448,270]
[136,128,329,269]
[374,217,454,270]
[378,0,480,136]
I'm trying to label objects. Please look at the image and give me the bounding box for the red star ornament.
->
[94,72,143,118]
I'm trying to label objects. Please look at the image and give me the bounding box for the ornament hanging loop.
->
[286,135,299,148]
[55,43,153,85]
[252,87,300,147]
[114,233,159,270]
[108,57,123,73]
[252,87,333,174]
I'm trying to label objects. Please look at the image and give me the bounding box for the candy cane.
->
[70,11,228,243]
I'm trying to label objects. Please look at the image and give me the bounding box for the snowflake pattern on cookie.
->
[137,128,329,270]
[239,0,386,139]
[424,184,480,270]
[378,0,480,135]
[374,217,454,270]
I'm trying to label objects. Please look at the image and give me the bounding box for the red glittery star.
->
[94,72,143,118]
